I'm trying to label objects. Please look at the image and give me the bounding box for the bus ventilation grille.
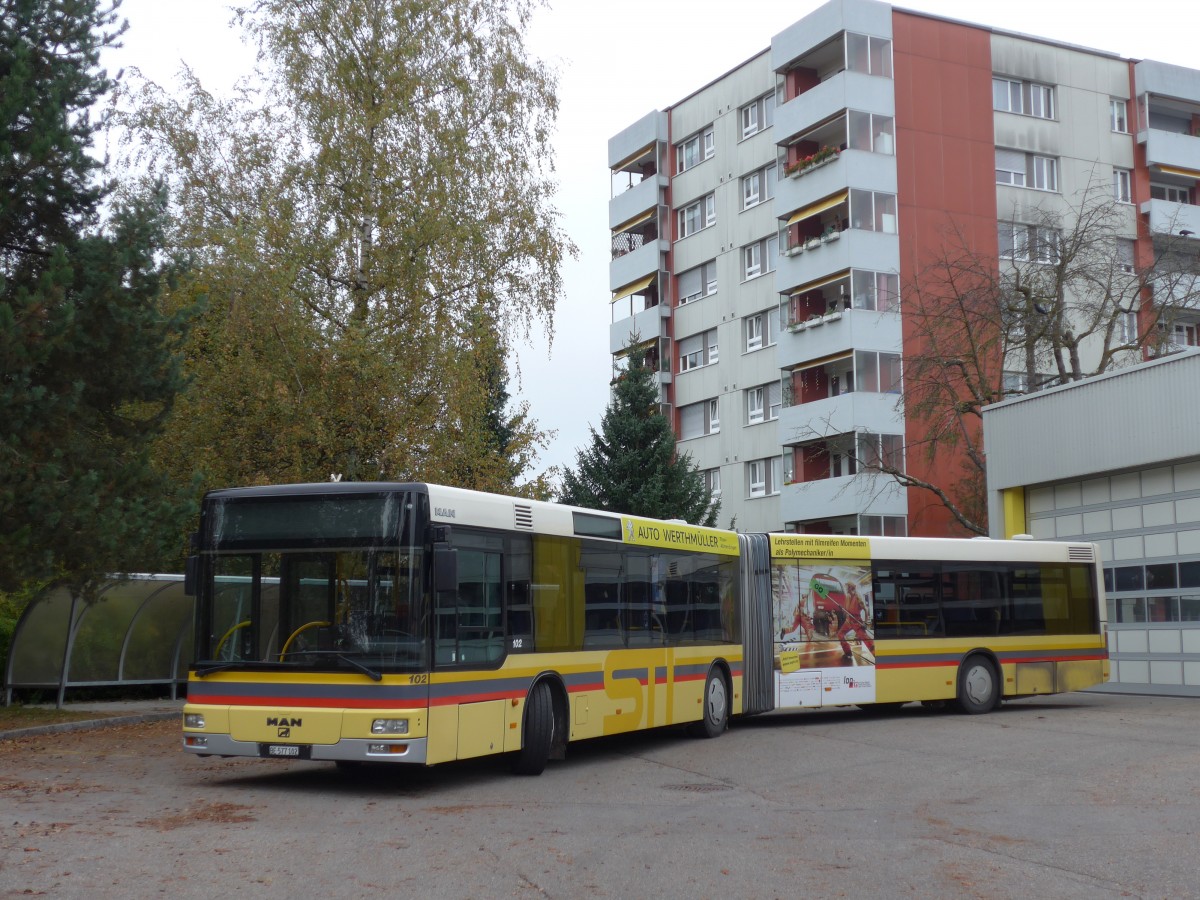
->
[1068,546,1094,562]
[514,504,534,529]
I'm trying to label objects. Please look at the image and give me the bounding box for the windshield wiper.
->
[333,653,382,681]
[194,662,242,677]
[276,649,384,681]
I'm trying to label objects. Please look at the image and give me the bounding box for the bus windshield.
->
[199,548,428,674]
[196,490,428,673]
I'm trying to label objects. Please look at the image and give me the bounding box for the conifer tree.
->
[560,345,718,526]
[0,0,194,594]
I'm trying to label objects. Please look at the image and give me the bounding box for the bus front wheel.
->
[698,667,729,738]
[956,655,1000,714]
[512,681,554,776]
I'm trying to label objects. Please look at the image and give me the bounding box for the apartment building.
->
[606,0,1200,536]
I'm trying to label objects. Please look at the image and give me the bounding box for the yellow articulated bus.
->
[181,483,1107,774]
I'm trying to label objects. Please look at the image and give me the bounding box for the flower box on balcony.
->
[787,321,806,332]
[805,238,821,251]
[823,311,842,323]
[784,245,804,257]
[821,230,840,243]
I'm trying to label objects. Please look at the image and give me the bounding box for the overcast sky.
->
[104,0,1197,478]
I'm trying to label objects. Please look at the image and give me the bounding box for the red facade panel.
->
[892,11,997,536]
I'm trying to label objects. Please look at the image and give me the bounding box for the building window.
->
[851,270,899,311]
[995,148,1026,186]
[847,110,894,154]
[1150,183,1191,204]
[744,309,776,352]
[1116,239,1135,274]
[993,77,1054,119]
[741,163,776,210]
[746,386,764,424]
[746,314,763,351]
[996,149,1058,191]
[741,235,777,280]
[678,328,718,373]
[999,222,1061,263]
[678,260,717,305]
[850,190,897,233]
[1119,310,1139,344]
[1032,156,1058,192]
[680,398,719,439]
[745,382,781,425]
[740,93,775,139]
[703,467,721,499]
[1110,99,1128,133]
[676,127,714,173]
[747,457,783,498]
[857,433,904,471]
[678,192,716,239]
[846,33,892,78]
[854,350,903,393]
[859,515,906,536]
[1114,168,1132,204]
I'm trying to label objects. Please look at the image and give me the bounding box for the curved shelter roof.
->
[4,575,193,706]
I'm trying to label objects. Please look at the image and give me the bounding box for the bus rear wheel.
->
[698,667,729,738]
[512,681,555,776]
[956,655,1000,715]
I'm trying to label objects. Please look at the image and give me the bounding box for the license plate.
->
[267,744,300,757]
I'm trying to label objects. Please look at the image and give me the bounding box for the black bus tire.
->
[956,655,1000,715]
[512,681,554,776]
[698,666,730,738]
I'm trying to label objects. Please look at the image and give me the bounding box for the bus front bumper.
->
[182,733,428,765]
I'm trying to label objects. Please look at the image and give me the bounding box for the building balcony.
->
[775,149,896,221]
[1135,60,1200,114]
[610,300,668,355]
[609,111,668,170]
[778,390,902,446]
[775,70,895,145]
[609,175,667,232]
[779,470,905,525]
[1140,198,1200,239]
[777,307,901,371]
[775,228,900,294]
[1142,128,1200,173]
[610,238,667,292]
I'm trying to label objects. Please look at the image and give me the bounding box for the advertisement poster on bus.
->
[769,535,875,708]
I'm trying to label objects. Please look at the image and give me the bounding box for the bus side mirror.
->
[432,545,458,595]
[183,555,198,596]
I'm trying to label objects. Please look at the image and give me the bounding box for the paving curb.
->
[0,710,179,742]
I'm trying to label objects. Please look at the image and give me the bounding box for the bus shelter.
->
[3,575,193,707]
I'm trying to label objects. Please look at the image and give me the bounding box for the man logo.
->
[277,726,291,738]
[266,717,302,728]
[625,519,634,541]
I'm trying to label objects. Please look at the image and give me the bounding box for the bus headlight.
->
[184,713,206,729]
[371,718,409,735]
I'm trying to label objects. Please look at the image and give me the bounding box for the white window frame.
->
[1150,183,1190,204]
[748,460,766,498]
[708,398,720,433]
[676,127,715,174]
[743,243,762,280]
[995,148,1026,186]
[678,193,715,239]
[767,381,782,421]
[707,329,719,364]
[742,171,761,209]
[741,102,759,138]
[1032,155,1058,192]
[993,77,1022,114]
[746,386,764,424]
[1029,83,1054,119]
[746,314,763,352]
[1114,168,1132,204]
[1110,99,1128,133]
